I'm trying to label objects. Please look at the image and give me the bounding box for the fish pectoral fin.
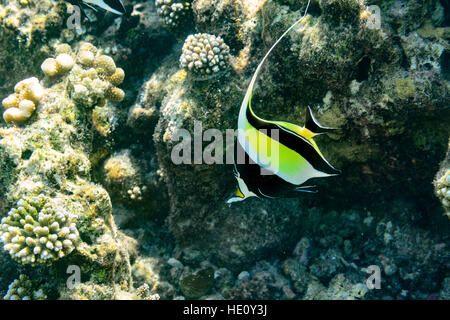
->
[305,106,339,134]
[77,2,95,22]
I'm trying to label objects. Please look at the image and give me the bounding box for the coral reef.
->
[0,0,448,301]
[146,0,449,271]
[0,195,79,265]
[0,41,135,299]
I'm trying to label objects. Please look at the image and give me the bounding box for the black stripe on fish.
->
[104,0,126,14]
[234,143,318,198]
[245,107,341,175]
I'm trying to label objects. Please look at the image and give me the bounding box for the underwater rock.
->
[223,266,291,300]
[282,258,316,296]
[440,277,450,300]
[303,273,367,300]
[179,266,214,298]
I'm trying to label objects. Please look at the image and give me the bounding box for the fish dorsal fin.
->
[304,106,337,134]
[103,0,126,15]
[272,120,304,137]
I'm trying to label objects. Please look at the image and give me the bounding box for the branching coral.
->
[0,195,79,265]
[180,33,230,76]
[3,275,46,300]
[155,0,192,29]
[2,77,44,124]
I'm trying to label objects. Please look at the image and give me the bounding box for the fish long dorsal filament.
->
[238,0,311,125]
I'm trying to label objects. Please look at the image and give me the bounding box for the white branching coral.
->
[180,33,231,76]
[0,195,79,265]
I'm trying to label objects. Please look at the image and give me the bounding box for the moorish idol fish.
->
[227,0,341,204]
[67,0,126,18]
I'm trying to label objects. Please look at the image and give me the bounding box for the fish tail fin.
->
[305,106,338,134]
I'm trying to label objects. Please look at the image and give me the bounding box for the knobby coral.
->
[180,33,230,76]
[2,77,44,124]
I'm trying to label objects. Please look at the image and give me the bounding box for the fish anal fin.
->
[305,106,338,134]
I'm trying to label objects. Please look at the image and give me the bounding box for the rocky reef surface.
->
[0,0,448,300]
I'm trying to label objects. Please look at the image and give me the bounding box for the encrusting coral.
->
[180,33,231,76]
[3,275,46,300]
[2,77,44,124]
[0,195,79,265]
